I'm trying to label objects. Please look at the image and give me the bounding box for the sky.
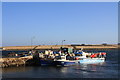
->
[1,0,120,2]
[2,2,118,46]
[0,2,2,47]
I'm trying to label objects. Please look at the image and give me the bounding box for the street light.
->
[31,36,35,50]
[62,40,66,46]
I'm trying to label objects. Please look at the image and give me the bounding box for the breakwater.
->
[0,56,33,68]
[1,45,118,51]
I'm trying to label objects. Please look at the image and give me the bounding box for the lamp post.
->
[31,36,35,50]
[62,40,66,47]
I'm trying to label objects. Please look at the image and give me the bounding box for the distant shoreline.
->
[1,44,118,51]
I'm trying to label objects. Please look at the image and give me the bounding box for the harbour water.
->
[1,50,119,78]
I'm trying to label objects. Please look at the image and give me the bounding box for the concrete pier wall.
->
[0,56,33,68]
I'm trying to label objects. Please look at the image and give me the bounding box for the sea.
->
[1,49,119,79]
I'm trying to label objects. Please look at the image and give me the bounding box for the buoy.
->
[75,57,79,60]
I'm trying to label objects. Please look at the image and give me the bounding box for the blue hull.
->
[54,61,76,66]
[40,60,55,66]
[40,60,76,66]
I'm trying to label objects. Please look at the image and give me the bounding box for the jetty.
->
[0,56,33,68]
[0,52,45,68]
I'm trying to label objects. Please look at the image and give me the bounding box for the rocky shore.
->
[0,56,33,68]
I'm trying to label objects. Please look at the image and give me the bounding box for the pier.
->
[0,56,33,68]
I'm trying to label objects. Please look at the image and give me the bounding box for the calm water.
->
[1,50,119,78]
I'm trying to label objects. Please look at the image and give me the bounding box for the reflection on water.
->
[2,50,119,78]
[2,66,32,74]
[2,62,118,78]
[60,67,68,73]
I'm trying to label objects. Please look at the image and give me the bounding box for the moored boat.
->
[53,56,77,66]
[40,56,77,66]
[30,47,107,66]
[74,51,106,64]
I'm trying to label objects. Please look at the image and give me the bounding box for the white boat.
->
[53,55,77,66]
[74,50,106,64]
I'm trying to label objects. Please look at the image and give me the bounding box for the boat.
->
[31,46,106,66]
[39,48,106,66]
[40,56,77,66]
[53,55,77,66]
[74,51,106,64]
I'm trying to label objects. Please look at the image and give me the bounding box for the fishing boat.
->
[53,55,77,66]
[40,56,77,66]
[31,46,106,66]
[74,51,106,64]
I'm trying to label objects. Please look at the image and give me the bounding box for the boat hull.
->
[53,60,77,66]
[78,58,105,64]
[40,60,55,66]
[40,60,77,66]
[40,58,105,66]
